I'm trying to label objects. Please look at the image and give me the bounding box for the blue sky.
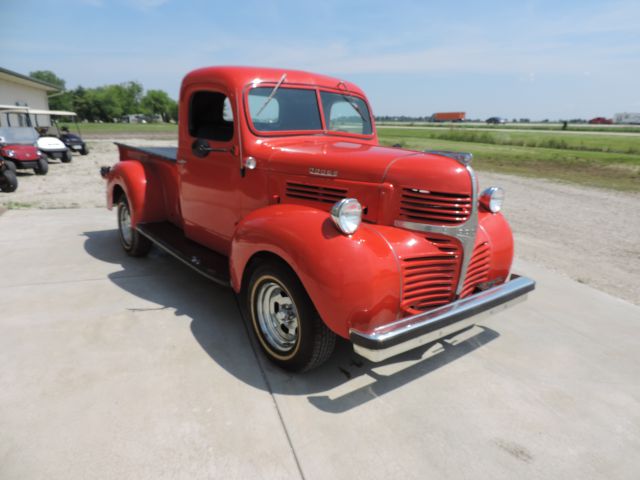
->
[2,0,639,119]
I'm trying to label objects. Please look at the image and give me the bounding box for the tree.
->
[29,70,72,111]
[29,70,65,90]
[141,89,177,122]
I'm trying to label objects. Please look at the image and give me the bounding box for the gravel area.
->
[2,136,638,305]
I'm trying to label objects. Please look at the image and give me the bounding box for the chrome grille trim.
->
[394,164,478,296]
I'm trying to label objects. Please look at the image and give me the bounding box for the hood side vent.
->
[400,188,471,225]
[285,182,347,204]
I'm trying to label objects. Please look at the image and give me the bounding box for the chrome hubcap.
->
[255,280,299,352]
[119,204,133,247]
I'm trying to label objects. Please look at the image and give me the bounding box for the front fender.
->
[230,204,404,338]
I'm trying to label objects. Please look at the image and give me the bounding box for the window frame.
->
[188,89,235,143]
[242,82,375,139]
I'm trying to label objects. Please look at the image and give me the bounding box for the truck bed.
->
[115,143,177,163]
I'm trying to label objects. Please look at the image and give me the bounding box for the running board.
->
[136,222,230,287]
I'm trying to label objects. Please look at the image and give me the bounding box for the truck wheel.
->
[34,156,49,175]
[61,150,72,163]
[246,261,335,372]
[117,197,151,257]
[4,160,17,174]
[0,169,18,192]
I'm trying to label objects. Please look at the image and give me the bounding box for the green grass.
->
[77,122,178,136]
[379,127,640,154]
[3,201,35,209]
[73,123,640,191]
[378,127,640,192]
[377,121,640,134]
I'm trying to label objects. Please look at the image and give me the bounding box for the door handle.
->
[177,159,187,165]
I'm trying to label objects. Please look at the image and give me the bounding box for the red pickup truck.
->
[101,66,534,371]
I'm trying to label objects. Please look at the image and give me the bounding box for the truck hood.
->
[260,137,469,190]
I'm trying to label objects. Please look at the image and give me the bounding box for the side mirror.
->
[192,138,213,158]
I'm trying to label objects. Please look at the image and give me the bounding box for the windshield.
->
[247,86,372,135]
[0,127,37,145]
[248,87,322,132]
[320,92,372,135]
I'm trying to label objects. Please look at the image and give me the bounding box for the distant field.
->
[377,121,640,134]
[77,122,640,192]
[79,122,178,135]
[378,127,640,192]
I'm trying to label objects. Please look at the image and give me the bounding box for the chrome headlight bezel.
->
[479,186,505,213]
[331,198,362,235]
[5,149,15,158]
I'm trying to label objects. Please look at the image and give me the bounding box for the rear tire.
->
[117,196,152,257]
[244,260,335,372]
[34,156,49,175]
[61,150,72,163]
[0,169,18,192]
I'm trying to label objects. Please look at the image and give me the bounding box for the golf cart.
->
[0,159,18,192]
[0,127,49,175]
[35,127,73,163]
[0,106,71,163]
[29,109,88,157]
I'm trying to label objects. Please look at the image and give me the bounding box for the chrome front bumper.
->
[350,275,535,362]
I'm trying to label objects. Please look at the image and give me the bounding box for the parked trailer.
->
[431,112,466,122]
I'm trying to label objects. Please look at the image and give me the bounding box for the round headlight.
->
[331,198,362,235]
[480,186,505,213]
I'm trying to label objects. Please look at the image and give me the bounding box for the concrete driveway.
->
[1,208,638,479]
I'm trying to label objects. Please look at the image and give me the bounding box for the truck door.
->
[178,86,241,255]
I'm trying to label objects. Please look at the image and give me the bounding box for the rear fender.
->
[230,204,406,338]
[106,160,164,226]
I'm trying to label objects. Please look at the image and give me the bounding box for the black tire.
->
[80,145,89,155]
[34,156,49,175]
[61,149,72,163]
[0,169,18,192]
[117,197,152,257]
[245,260,335,372]
[4,160,17,174]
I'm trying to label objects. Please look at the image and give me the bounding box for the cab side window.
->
[189,91,234,142]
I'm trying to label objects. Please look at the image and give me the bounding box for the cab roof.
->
[181,66,367,98]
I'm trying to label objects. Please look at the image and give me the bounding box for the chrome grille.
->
[400,188,472,225]
[285,182,347,204]
[459,241,491,298]
[401,251,458,315]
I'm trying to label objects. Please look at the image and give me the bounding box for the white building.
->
[0,67,60,127]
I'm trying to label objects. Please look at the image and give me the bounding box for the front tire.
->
[80,145,89,155]
[34,156,49,175]
[117,197,151,257]
[245,261,335,372]
[0,169,18,192]
[61,149,72,163]
[4,160,16,174]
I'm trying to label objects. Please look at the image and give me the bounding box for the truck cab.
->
[102,66,534,371]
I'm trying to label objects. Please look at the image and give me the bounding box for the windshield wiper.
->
[255,73,287,117]
[341,94,367,122]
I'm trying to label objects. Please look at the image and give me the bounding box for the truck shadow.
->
[83,228,500,414]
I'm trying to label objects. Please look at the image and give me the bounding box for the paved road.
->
[1,209,639,479]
